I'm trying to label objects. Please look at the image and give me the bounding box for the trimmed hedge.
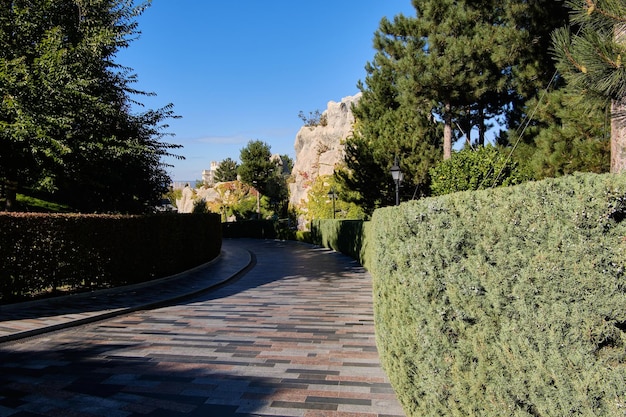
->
[370,173,626,417]
[0,213,221,303]
[309,219,371,269]
[222,219,298,241]
[222,220,279,239]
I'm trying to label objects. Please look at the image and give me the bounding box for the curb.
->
[0,247,255,344]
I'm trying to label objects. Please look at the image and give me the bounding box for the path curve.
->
[0,239,405,417]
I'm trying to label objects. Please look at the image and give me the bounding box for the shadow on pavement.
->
[0,342,301,417]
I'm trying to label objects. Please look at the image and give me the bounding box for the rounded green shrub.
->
[429,145,528,196]
[371,172,626,417]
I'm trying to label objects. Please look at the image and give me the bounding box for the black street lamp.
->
[327,187,337,219]
[390,156,403,206]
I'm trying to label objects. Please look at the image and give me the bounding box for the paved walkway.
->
[0,239,405,417]
[0,241,254,344]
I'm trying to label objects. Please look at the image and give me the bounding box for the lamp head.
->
[390,155,402,181]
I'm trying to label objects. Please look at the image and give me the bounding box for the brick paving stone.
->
[0,239,406,417]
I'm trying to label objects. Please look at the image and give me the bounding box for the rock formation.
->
[288,93,361,213]
[176,184,195,214]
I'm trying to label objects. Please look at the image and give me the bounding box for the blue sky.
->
[115,1,416,181]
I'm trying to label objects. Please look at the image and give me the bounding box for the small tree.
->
[305,176,365,221]
[298,110,327,128]
[214,157,239,182]
[238,140,289,217]
[238,140,276,194]
[192,198,208,214]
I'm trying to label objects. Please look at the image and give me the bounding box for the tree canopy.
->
[214,157,239,182]
[337,0,571,213]
[237,140,289,217]
[551,0,626,172]
[237,140,277,195]
[0,0,181,213]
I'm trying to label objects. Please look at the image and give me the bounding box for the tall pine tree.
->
[551,0,626,173]
[338,0,569,213]
[214,157,239,182]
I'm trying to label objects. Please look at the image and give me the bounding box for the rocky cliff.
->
[288,93,361,211]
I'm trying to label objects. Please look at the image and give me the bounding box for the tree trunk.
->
[611,24,626,173]
[4,179,18,212]
[611,98,626,173]
[477,107,485,147]
[443,102,452,160]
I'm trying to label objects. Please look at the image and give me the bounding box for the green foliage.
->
[214,157,239,182]
[294,230,312,243]
[279,154,294,175]
[192,198,208,214]
[309,219,371,270]
[204,180,285,221]
[337,101,441,214]
[0,0,181,213]
[206,181,255,220]
[386,1,566,145]
[339,0,569,211]
[230,194,259,220]
[238,140,275,191]
[304,175,365,221]
[336,134,397,215]
[222,220,281,239]
[0,212,221,303]
[549,0,626,172]
[15,193,73,213]
[512,87,611,179]
[370,172,626,417]
[238,140,289,217]
[165,187,182,208]
[429,145,528,196]
[298,109,327,128]
[551,0,626,103]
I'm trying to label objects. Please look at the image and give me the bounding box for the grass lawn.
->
[0,193,74,213]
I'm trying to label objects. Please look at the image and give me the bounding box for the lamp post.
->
[327,187,337,219]
[390,155,403,206]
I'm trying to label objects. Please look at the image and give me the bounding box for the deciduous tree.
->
[0,0,181,212]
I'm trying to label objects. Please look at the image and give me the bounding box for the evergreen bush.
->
[309,219,371,269]
[429,145,528,196]
[371,172,626,416]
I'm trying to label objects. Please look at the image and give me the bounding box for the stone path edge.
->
[0,244,255,344]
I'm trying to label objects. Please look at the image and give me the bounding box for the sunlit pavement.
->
[0,239,405,417]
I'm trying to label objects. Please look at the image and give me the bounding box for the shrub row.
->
[222,219,296,240]
[309,219,371,269]
[222,220,280,239]
[370,172,626,417]
[0,213,221,303]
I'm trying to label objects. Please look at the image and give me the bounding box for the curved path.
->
[0,239,405,417]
